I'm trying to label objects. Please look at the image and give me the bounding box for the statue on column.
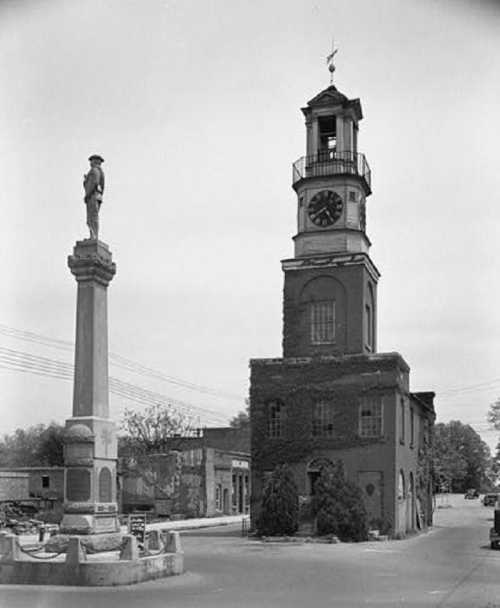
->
[83,155,105,240]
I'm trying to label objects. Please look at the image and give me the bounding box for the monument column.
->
[60,155,120,536]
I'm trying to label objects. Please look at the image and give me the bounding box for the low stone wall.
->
[0,531,184,586]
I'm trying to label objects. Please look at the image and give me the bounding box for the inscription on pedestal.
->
[66,469,91,502]
[94,515,118,533]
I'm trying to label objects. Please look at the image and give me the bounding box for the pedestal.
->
[60,239,119,535]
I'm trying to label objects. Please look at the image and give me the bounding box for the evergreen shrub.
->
[312,460,368,541]
[256,464,299,536]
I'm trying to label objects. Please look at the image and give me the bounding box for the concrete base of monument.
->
[0,531,184,586]
[59,512,120,535]
[44,532,123,553]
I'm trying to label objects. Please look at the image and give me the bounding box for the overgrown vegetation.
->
[256,464,299,536]
[311,461,368,541]
[487,399,500,488]
[432,421,493,492]
[119,403,195,498]
[229,399,249,429]
[0,423,64,467]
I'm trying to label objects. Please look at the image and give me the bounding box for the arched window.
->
[268,400,285,438]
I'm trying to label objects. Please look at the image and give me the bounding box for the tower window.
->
[312,401,335,437]
[359,396,383,438]
[310,300,335,344]
[268,400,285,438]
[318,115,336,159]
[41,475,50,489]
[349,190,357,202]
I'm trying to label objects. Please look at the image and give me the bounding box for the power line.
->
[438,377,500,396]
[0,347,228,425]
[0,324,243,402]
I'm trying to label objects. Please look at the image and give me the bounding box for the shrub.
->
[256,464,299,536]
[37,508,63,524]
[312,461,368,542]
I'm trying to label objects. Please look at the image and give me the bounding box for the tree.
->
[490,441,500,487]
[36,424,65,466]
[229,411,249,429]
[432,421,492,492]
[119,403,195,503]
[487,400,500,488]
[120,403,194,457]
[0,423,65,467]
[229,399,249,429]
[256,464,299,536]
[487,399,500,431]
[312,461,368,541]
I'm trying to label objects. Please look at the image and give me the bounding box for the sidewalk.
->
[145,514,249,532]
[16,514,250,546]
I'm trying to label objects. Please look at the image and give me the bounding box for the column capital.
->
[68,239,116,286]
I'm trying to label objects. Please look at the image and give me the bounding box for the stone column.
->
[335,115,344,152]
[60,239,119,535]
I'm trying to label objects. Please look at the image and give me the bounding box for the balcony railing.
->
[292,151,371,193]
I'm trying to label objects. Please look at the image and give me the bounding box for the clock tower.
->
[249,57,436,538]
[282,76,379,358]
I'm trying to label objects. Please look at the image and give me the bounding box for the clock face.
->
[307,190,343,227]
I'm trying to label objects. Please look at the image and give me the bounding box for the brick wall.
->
[282,263,377,358]
[28,468,64,500]
[249,353,416,530]
[0,472,29,501]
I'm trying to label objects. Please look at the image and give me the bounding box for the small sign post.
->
[128,513,147,544]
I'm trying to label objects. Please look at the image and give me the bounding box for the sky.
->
[1,0,499,450]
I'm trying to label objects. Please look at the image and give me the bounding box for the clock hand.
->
[310,206,328,218]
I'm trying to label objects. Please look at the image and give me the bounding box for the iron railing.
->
[292,151,371,192]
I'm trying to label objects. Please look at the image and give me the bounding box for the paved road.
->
[0,494,498,607]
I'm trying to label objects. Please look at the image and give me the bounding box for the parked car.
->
[464,489,479,499]
[483,494,498,507]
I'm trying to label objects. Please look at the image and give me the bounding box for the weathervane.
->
[326,39,338,85]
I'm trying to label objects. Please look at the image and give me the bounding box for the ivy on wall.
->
[250,355,404,469]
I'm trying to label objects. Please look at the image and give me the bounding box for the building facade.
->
[121,427,250,518]
[250,75,435,537]
[0,467,64,511]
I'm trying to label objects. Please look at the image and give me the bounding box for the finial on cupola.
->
[326,38,338,85]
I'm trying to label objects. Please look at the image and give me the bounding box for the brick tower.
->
[249,59,435,537]
[283,81,378,357]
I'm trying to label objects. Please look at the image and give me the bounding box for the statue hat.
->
[88,154,104,163]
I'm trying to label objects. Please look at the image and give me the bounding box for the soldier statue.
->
[83,154,105,240]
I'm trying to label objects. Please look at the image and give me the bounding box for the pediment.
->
[307,85,347,107]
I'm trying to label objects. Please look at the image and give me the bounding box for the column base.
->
[44,530,123,554]
[60,512,120,535]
